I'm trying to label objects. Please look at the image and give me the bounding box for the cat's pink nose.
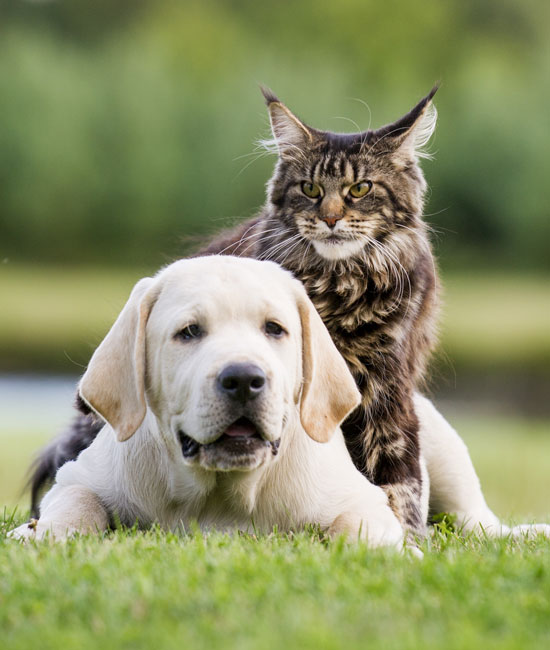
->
[319,215,344,229]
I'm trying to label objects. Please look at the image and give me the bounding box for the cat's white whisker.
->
[233,147,274,179]
[376,239,413,320]
[217,225,285,257]
[215,222,260,256]
[277,238,306,267]
[259,233,303,262]
[350,96,373,132]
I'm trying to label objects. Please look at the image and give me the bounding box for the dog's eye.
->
[175,324,203,341]
[265,321,286,338]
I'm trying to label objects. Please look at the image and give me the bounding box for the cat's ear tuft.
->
[372,84,439,161]
[260,85,280,106]
[260,89,313,158]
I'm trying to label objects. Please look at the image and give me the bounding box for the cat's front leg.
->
[379,479,426,540]
[343,400,427,539]
[375,430,427,540]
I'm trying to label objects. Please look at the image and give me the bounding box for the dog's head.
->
[78,256,360,472]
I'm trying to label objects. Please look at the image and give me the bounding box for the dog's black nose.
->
[217,363,266,403]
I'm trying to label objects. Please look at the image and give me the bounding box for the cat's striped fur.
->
[201,87,440,535]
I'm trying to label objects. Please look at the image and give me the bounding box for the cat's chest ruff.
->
[297,258,413,339]
[302,266,383,326]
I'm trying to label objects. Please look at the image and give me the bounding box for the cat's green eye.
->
[349,181,372,198]
[301,182,322,199]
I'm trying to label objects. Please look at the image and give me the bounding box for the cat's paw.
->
[405,544,424,559]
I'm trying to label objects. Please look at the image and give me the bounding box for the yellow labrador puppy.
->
[10,256,404,547]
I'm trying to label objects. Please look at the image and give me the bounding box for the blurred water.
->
[0,375,78,435]
[0,373,547,439]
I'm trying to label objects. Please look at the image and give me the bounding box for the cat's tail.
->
[28,408,103,517]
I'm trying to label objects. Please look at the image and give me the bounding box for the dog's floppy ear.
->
[78,276,159,442]
[295,284,361,443]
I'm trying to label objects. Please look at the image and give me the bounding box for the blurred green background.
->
[2,0,550,270]
[0,0,548,515]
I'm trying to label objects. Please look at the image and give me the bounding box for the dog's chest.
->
[169,476,259,532]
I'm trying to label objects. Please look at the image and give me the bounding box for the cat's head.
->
[261,86,438,262]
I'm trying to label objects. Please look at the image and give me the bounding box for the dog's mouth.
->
[179,417,280,471]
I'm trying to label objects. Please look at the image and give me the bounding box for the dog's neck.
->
[155,409,324,533]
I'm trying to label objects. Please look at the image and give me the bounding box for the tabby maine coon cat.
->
[29,88,439,537]
[202,87,440,535]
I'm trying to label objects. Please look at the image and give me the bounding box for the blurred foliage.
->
[1,265,549,378]
[0,0,549,269]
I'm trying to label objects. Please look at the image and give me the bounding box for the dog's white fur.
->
[11,257,403,547]
[417,396,550,539]
[10,256,549,545]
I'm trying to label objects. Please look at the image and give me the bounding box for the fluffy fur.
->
[201,87,440,535]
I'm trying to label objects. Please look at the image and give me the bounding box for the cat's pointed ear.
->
[261,87,313,158]
[371,84,439,161]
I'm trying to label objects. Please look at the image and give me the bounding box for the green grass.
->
[1,264,549,372]
[1,519,550,650]
[0,431,47,509]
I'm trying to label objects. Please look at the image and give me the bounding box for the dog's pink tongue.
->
[224,420,257,438]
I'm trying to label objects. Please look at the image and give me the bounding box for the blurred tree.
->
[0,0,548,269]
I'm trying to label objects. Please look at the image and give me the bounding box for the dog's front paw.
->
[7,519,76,542]
[509,523,550,539]
[404,544,424,559]
[8,520,40,542]
[329,508,404,550]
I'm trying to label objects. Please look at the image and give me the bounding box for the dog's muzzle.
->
[178,417,280,471]
[177,362,280,471]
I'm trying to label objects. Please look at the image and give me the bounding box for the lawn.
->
[440,272,550,372]
[2,516,550,650]
[0,264,150,372]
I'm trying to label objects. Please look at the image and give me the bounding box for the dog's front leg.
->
[416,394,550,539]
[328,483,405,550]
[9,484,109,541]
[414,394,503,533]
